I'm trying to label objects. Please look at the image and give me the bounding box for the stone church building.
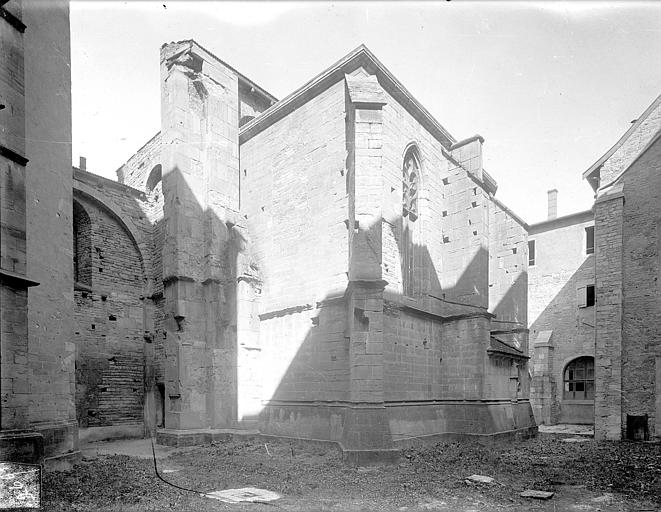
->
[110,40,535,460]
[2,2,535,465]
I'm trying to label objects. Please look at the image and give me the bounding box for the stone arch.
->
[72,184,155,437]
[72,182,153,294]
[146,164,162,194]
[561,354,595,401]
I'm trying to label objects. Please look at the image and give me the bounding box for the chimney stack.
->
[547,189,558,220]
[79,156,87,171]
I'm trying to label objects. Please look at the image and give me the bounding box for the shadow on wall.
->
[234,194,532,449]
[71,164,534,449]
[71,190,151,440]
[529,257,595,425]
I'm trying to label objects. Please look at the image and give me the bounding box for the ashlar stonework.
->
[111,40,536,460]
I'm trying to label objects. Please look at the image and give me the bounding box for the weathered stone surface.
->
[520,490,554,499]
[1,0,79,466]
[466,474,495,484]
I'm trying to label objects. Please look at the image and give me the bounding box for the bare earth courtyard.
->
[34,435,661,512]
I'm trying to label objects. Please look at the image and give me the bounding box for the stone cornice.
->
[450,134,485,151]
[595,182,625,204]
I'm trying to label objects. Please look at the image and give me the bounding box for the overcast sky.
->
[70,1,661,224]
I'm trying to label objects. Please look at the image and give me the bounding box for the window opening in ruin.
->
[585,225,595,255]
[73,200,92,286]
[563,356,594,401]
[528,240,536,267]
[402,146,421,297]
[146,164,163,201]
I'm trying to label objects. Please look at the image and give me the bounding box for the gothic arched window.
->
[403,149,420,221]
[402,145,421,297]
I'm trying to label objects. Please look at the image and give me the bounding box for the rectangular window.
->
[578,284,596,308]
[585,226,595,255]
[586,284,595,307]
[528,240,536,266]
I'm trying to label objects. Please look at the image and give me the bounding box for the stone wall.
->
[160,40,245,430]
[1,0,31,446]
[116,132,161,192]
[488,199,527,327]
[620,135,661,439]
[241,79,349,409]
[20,0,78,465]
[72,170,160,439]
[72,195,145,429]
[594,187,624,440]
[528,212,595,424]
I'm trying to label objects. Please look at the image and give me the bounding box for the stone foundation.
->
[0,431,44,464]
[157,399,536,464]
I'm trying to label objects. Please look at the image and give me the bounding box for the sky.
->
[70,1,661,224]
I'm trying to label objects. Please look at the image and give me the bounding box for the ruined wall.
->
[116,132,161,192]
[528,213,595,424]
[114,134,167,385]
[72,194,145,428]
[72,170,159,440]
[620,135,661,439]
[160,41,246,430]
[240,79,349,407]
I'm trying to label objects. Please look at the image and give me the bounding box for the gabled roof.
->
[239,44,456,147]
[599,127,661,194]
[583,94,661,187]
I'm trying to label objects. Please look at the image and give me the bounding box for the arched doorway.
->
[559,356,594,424]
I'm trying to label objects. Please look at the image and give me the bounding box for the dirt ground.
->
[36,436,661,511]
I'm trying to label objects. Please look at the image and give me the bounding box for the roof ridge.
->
[583,93,661,181]
[239,44,456,147]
